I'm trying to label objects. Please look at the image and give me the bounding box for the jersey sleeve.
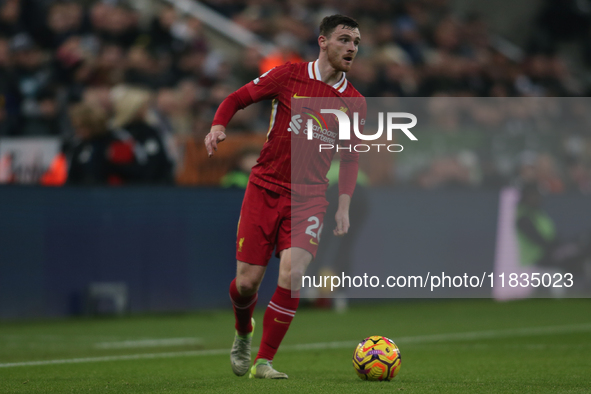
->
[338,97,366,197]
[212,62,294,127]
[212,85,255,127]
[245,62,293,102]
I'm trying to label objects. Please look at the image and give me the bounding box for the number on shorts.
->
[305,216,320,238]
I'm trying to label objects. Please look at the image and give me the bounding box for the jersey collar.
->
[308,60,348,93]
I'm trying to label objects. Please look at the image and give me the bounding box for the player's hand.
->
[334,208,350,236]
[204,126,227,157]
[334,194,351,236]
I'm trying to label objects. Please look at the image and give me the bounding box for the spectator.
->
[147,3,179,55]
[67,102,137,185]
[41,1,86,50]
[0,36,16,135]
[11,33,59,136]
[124,45,173,89]
[91,1,139,48]
[53,35,99,103]
[91,42,126,86]
[111,86,173,184]
[0,0,22,38]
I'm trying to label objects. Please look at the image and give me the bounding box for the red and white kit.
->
[213,60,365,263]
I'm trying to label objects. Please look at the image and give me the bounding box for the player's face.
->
[326,25,360,72]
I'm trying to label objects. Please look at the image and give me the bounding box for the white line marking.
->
[0,349,229,368]
[1,323,590,368]
[94,338,202,349]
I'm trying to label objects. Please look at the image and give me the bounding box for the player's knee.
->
[278,269,291,287]
[290,265,305,281]
[237,281,258,295]
[279,263,305,288]
[236,277,260,296]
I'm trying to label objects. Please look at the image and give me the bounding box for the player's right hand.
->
[205,126,227,157]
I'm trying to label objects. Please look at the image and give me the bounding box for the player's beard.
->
[327,45,353,73]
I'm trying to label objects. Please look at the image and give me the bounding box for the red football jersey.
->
[244,60,365,198]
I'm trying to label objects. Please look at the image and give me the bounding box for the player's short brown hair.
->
[319,15,359,37]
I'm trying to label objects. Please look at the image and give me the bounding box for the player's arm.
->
[205,86,254,157]
[334,156,357,236]
[334,98,366,236]
[205,65,287,157]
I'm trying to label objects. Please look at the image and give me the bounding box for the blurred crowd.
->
[207,0,585,97]
[391,98,591,194]
[0,0,589,191]
[0,0,235,184]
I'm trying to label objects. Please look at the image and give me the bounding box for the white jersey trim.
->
[308,60,348,93]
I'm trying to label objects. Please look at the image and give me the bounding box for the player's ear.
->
[318,35,327,50]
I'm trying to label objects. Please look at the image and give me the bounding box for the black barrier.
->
[0,187,589,319]
[0,186,281,319]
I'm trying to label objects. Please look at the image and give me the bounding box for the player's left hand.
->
[334,194,351,236]
[334,209,350,236]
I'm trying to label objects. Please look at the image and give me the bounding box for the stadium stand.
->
[0,0,588,191]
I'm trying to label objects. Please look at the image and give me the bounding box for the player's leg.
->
[231,182,281,376]
[261,247,312,359]
[230,261,265,334]
[230,261,266,376]
[250,247,313,379]
[251,197,326,379]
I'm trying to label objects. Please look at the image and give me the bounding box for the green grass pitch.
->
[0,299,590,393]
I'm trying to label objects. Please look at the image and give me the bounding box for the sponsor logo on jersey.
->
[253,68,274,85]
[287,114,303,134]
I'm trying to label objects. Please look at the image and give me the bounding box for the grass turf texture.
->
[0,299,590,393]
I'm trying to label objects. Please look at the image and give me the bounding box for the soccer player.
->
[204,14,364,379]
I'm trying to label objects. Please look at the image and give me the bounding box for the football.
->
[352,335,401,381]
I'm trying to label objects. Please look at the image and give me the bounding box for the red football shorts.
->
[236,182,328,266]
